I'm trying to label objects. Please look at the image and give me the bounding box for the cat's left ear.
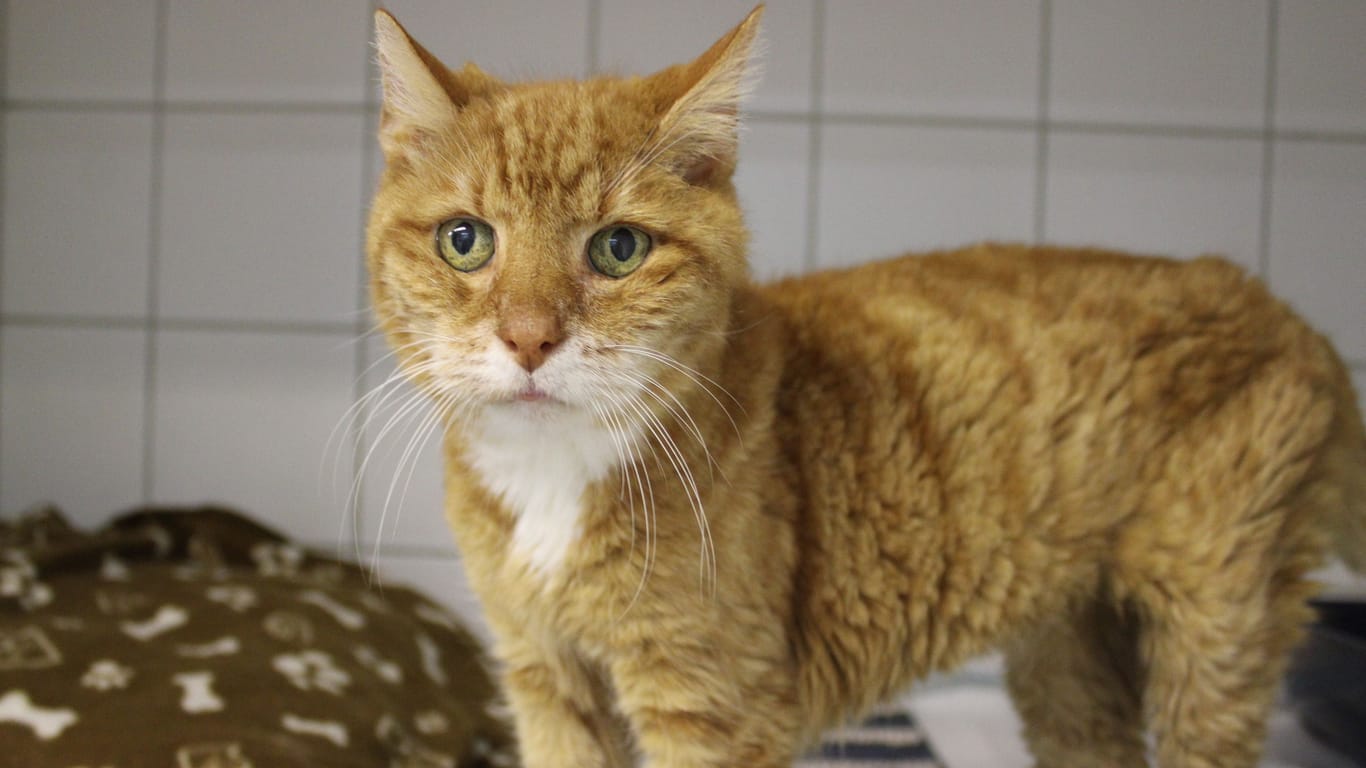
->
[649,4,765,186]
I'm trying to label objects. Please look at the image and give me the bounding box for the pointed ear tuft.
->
[373,10,502,160]
[651,4,765,185]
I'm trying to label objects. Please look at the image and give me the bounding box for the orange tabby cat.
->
[366,7,1366,767]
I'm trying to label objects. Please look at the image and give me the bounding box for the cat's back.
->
[757,241,1336,457]
[757,242,1312,402]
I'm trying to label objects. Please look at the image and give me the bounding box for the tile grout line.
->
[585,0,601,75]
[0,313,362,335]
[1257,0,1279,282]
[1032,0,1052,244]
[140,0,169,504]
[0,0,9,493]
[801,0,825,272]
[4,96,1366,146]
[2,98,371,114]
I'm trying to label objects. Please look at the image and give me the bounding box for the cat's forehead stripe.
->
[465,86,638,220]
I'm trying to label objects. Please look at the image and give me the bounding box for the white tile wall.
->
[735,119,812,279]
[164,0,372,104]
[1275,0,1366,134]
[383,0,592,81]
[824,0,1041,120]
[3,3,1365,662]
[1268,141,1366,361]
[158,112,366,324]
[0,326,147,522]
[817,123,1036,266]
[4,0,158,102]
[1044,132,1263,269]
[150,330,357,547]
[2,111,154,317]
[1049,0,1270,129]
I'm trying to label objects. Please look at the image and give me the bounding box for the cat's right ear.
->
[373,10,500,160]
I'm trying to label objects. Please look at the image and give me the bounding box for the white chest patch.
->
[466,406,625,576]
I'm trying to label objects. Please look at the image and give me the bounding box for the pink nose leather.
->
[498,313,563,372]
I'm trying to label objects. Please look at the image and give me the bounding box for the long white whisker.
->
[585,375,661,619]
[326,355,448,561]
[381,392,447,541]
[371,389,458,574]
[353,385,443,554]
[606,344,745,443]
[616,387,715,597]
[608,368,724,485]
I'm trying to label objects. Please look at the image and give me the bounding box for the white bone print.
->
[415,633,447,685]
[296,590,365,630]
[100,553,130,581]
[413,602,461,631]
[281,713,348,747]
[175,741,252,768]
[272,651,350,695]
[353,644,402,684]
[176,636,241,658]
[205,585,257,613]
[0,690,78,740]
[121,604,189,641]
[172,671,225,714]
[81,659,134,691]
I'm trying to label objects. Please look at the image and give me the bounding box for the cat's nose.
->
[498,313,563,373]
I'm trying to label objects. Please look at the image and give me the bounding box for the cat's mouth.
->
[516,384,553,403]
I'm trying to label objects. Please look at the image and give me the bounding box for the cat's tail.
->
[1318,351,1366,573]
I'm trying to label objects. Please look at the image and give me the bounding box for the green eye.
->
[436,218,495,272]
[588,225,651,278]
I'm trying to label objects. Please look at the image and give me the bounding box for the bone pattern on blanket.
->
[0,690,78,740]
[121,605,189,642]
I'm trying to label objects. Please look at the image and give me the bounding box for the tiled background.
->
[3,1,1365,635]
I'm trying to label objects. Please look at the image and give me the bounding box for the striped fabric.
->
[800,710,944,768]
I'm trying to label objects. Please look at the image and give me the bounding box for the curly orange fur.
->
[367,7,1366,767]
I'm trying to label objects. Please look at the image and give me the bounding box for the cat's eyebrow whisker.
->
[603,124,664,197]
[604,121,695,199]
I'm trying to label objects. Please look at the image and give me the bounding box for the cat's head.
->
[366,7,763,426]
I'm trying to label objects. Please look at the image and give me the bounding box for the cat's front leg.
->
[499,636,633,768]
[610,636,801,768]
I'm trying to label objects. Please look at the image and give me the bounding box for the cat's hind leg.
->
[1004,599,1149,768]
[1128,526,1318,768]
